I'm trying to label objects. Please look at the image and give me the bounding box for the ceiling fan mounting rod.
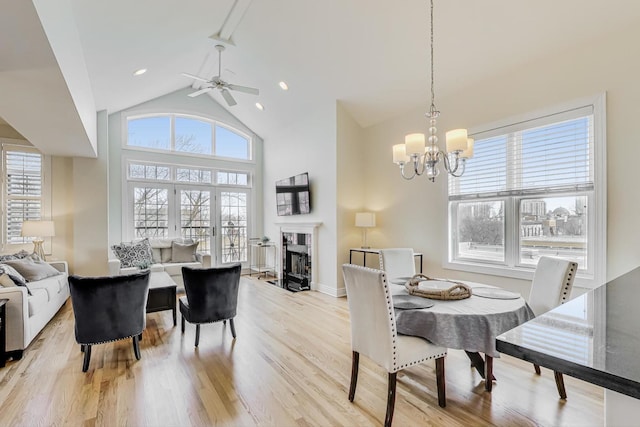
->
[215,44,225,78]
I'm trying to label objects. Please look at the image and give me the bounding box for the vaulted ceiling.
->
[2,0,640,157]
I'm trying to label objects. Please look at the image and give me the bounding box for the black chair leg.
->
[133,336,141,360]
[82,345,92,372]
[385,372,397,427]
[223,320,227,325]
[229,318,237,339]
[181,315,185,333]
[534,363,541,375]
[195,324,200,347]
[348,351,359,402]
[436,356,446,408]
[80,345,84,353]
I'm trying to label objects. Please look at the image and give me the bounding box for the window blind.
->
[449,107,594,200]
[5,149,43,243]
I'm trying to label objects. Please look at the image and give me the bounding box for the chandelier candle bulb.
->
[446,129,469,153]
[393,144,408,164]
[460,138,474,159]
[405,133,426,155]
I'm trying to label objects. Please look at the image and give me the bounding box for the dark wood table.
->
[0,298,8,367]
[146,272,177,326]
[497,266,640,400]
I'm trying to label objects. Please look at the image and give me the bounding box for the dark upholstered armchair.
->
[180,264,241,347]
[69,271,150,372]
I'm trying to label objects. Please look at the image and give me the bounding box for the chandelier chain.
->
[427,0,439,118]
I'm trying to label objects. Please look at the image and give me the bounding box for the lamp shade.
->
[445,129,469,153]
[355,212,376,228]
[21,220,55,238]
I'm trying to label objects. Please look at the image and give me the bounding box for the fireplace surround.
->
[274,222,321,292]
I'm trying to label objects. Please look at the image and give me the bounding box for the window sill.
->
[443,259,597,289]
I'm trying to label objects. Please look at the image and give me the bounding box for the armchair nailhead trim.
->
[79,332,143,346]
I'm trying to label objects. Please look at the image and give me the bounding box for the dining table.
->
[390,278,535,391]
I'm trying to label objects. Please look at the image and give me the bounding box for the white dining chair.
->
[379,248,416,283]
[528,256,578,399]
[342,264,447,426]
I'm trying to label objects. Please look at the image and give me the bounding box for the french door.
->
[128,183,249,265]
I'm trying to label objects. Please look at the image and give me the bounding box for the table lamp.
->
[21,220,55,261]
[355,212,376,249]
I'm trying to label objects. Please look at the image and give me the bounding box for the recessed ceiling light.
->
[279,81,289,90]
[255,102,264,111]
[133,68,147,76]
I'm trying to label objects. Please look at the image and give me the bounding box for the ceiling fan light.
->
[255,102,264,111]
[279,81,289,90]
[133,68,147,76]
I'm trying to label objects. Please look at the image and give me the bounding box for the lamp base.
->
[32,239,46,261]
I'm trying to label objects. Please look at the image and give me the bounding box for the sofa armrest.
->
[108,259,122,276]
[0,286,29,352]
[197,253,212,268]
[47,261,68,274]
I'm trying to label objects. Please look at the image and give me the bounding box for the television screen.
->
[276,172,311,216]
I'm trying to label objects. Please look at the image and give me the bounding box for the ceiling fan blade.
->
[188,87,213,97]
[181,72,211,83]
[227,84,259,95]
[220,88,237,106]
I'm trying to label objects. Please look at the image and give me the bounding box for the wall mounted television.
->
[276,172,311,216]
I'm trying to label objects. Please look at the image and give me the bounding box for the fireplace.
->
[282,233,311,291]
[273,222,321,292]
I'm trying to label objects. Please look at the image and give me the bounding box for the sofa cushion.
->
[0,273,16,287]
[28,288,48,317]
[171,241,198,262]
[111,238,153,268]
[3,257,61,282]
[0,263,30,295]
[163,261,201,277]
[0,249,30,262]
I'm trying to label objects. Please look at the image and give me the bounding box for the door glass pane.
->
[180,190,211,254]
[133,187,169,238]
[175,117,213,154]
[128,117,170,150]
[519,196,587,268]
[454,200,505,262]
[220,191,247,263]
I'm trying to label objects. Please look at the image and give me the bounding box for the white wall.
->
[362,21,640,294]
[72,109,109,275]
[336,102,366,295]
[107,87,264,251]
[263,103,338,295]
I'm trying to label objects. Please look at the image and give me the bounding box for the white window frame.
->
[444,94,607,288]
[1,139,52,250]
[124,113,254,162]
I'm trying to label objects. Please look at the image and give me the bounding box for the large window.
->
[125,161,251,264]
[448,96,606,286]
[2,144,47,246]
[127,114,251,160]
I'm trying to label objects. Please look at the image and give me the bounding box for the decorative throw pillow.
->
[3,257,61,282]
[111,238,153,268]
[170,241,198,263]
[0,273,16,287]
[0,249,31,262]
[0,264,30,295]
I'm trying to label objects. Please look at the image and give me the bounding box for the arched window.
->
[126,114,251,160]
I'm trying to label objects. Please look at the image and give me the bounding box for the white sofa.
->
[108,238,211,288]
[0,261,69,360]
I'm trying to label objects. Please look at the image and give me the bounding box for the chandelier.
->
[392,0,473,182]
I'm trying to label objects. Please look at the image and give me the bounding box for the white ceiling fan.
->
[182,44,259,107]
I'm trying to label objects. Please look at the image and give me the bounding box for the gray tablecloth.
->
[392,281,535,358]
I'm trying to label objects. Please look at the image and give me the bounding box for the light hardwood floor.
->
[0,277,603,426]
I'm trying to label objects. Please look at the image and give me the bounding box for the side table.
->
[348,248,423,273]
[0,298,7,367]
